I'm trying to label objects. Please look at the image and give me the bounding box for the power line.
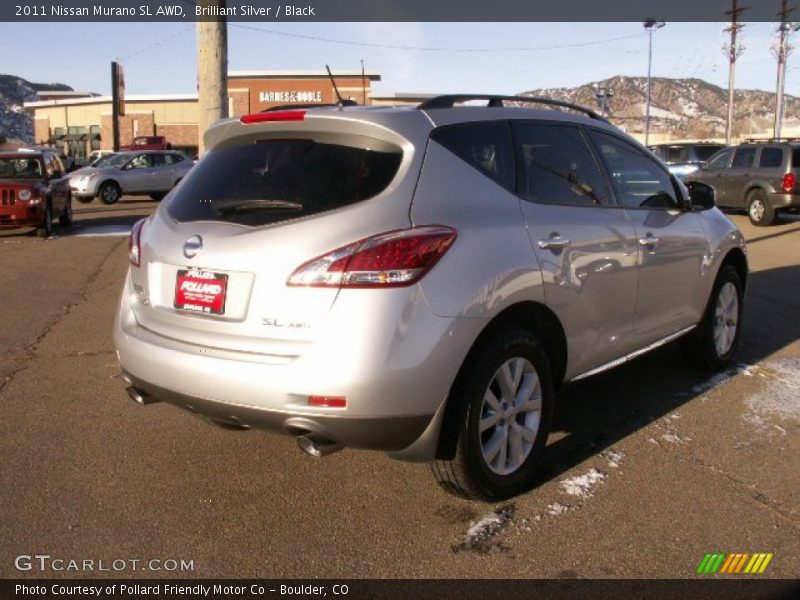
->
[231,23,644,53]
[116,25,193,62]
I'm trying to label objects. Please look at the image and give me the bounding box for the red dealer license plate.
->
[174,269,228,315]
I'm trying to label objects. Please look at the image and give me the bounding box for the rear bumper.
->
[114,272,485,455]
[122,370,432,451]
[768,192,800,209]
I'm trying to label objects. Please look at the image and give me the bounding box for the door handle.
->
[538,235,571,250]
[639,233,659,250]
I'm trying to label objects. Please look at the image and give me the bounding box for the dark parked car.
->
[649,142,727,179]
[0,151,72,237]
[685,142,800,226]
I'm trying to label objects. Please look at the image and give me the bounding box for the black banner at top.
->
[0,0,793,22]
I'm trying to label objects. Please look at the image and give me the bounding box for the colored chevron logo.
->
[696,552,774,574]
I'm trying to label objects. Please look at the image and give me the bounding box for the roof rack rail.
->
[741,137,800,144]
[417,94,608,122]
[261,100,358,113]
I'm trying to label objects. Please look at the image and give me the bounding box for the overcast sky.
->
[1,21,795,97]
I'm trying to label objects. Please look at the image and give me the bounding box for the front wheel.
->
[98,182,121,205]
[59,194,73,227]
[747,189,776,226]
[680,265,744,370]
[36,198,54,238]
[431,328,553,501]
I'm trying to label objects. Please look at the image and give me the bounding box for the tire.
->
[680,265,744,370]
[59,194,73,227]
[98,181,121,205]
[747,189,776,226]
[36,198,54,238]
[431,328,554,501]
[150,193,166,201]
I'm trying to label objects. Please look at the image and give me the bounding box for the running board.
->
[570,325,696,382]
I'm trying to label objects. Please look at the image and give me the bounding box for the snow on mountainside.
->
[522,76,800,139]
[0,74,73,143]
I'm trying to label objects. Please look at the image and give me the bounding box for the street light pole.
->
[643,19,665,146]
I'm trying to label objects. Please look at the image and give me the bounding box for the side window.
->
[430,121,515,190]
[130,154,153,169]
[731,147,756,168]
[169,154,184,164]
[758,147,784,168]
[706,148,733,169]
[153,154,168,167]
[514,122,611,206]
[589,130,679,210]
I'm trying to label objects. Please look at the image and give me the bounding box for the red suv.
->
[0,151,72,237]
[123,136,170,151]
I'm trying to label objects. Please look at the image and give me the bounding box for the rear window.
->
[168,138,402,227]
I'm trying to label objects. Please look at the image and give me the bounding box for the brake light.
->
[129,219,145,267]
[287,226,457,288]
[782,173,795,193]
[240,111,306,124]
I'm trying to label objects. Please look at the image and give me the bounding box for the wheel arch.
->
[434,301,567,460]
[720,247,748,291]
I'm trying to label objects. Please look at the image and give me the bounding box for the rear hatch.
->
[129,108,430,358]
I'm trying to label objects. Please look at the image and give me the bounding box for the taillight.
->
[287,226,458,288]
[782,173,795,193]
[240,110,306,124]
[129,219,145,267]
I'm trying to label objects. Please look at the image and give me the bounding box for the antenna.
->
[325,65,345,106]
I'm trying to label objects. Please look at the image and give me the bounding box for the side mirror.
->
[687,181,715,211]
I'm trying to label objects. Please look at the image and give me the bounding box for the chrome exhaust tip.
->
[126,386,158,406]
[296,434,343,458]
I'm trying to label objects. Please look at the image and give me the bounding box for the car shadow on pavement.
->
[537,264,800,487]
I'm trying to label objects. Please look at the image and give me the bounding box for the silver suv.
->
[70,150,193,204]
[114,96,748,500]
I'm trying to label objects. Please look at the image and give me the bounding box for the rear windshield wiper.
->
[211,199,304,216]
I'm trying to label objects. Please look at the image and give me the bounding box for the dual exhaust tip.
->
[125,383,343,458]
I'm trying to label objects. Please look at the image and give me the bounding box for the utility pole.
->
[197,0,228,155]
[773,0,796,140]
[643,19,665,146]
[723,0,746,145]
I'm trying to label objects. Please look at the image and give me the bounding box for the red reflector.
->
[308,396,347,408]
[240,111,306,124]
[782,172,795,193]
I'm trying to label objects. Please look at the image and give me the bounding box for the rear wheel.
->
[99,181,121,205]
[431,328,553,501]
[747,189,775,226]
[59,194,73,227]
[680,265,743,370]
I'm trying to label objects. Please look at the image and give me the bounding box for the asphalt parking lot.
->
[1,199,798,579]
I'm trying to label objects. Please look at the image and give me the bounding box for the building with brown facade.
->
[24,70,381,159]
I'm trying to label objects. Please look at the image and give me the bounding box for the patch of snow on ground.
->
[462,506,514,551]
[601,448,624,468]
[560,468,606,498]
[745,359,800,426]
[547,503,575,515]
[688,364,758,396]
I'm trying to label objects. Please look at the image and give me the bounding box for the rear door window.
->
[732,147,756,168]
[759,147,784,168]
[168,138,402,227]
[695,145,725,162]
[514,122,612,206]
[665,146,689,163]
[430,121,515,191]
